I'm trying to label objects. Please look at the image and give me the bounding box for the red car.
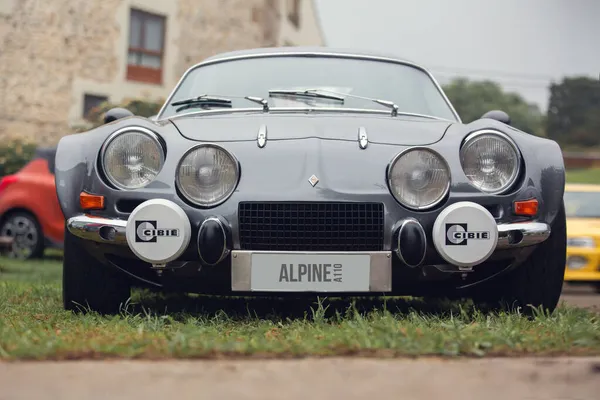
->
[0,147,64,258]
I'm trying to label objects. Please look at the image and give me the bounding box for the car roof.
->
[565,183,600,192]
[202,46,418,66]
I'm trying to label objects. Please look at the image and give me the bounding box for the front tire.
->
[470,202,567,314]
[63,229,131,314]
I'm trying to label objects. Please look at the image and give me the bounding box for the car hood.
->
[168,112,453,146]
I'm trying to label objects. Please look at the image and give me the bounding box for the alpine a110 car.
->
[55,47,567,314]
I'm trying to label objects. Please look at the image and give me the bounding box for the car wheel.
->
[63,229,131,314]
[469,201,567,314]
[0,211,45,259]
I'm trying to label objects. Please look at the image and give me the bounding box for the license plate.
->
[250,253,371,292]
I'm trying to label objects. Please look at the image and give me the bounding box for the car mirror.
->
[481,110,511,125]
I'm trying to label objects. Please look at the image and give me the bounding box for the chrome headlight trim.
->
[460,129,522,195]
[387,147,451,211]
[175,144,241,208]
[100,126,166,190]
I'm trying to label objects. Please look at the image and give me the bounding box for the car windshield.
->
[158,55,459,121]
[564,191,600,218]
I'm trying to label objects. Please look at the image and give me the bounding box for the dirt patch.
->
[1,357,599,400]
[561,283,600,313]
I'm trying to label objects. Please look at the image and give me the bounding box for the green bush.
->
[0,139,37,177]
[84,98,164,129]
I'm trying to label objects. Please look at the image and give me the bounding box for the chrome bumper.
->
[496,221,551,249]
[67,215,128,245]
[66,215,551,251]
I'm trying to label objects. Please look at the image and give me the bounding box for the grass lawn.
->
[566,168,600,184]
[1,256,599,360]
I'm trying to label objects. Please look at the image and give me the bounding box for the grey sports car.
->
[56,47,566,315]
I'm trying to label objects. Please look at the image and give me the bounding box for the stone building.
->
[0,0,324,144]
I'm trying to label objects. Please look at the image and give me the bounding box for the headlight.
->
[101,127,165,190]
[388,148,451,210]
[567,237,595,248]
[566,256,588,270]
[176,144,239,207]
[460,130,521,194]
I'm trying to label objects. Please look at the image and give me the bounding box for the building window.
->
[127,8,166,85]
[287,0,300,29]
[83,94,108,120]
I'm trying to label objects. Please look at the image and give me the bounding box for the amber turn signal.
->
[514,199,538,216]
[80,192,105,210]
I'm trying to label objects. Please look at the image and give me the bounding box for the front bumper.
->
[565,247,600,282]
[67,215,551,256]
[67,211,552,293]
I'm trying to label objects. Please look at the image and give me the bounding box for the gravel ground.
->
[1,357,599,400]
[561,284,600,312]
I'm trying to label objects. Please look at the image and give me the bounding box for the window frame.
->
[126,8,167,85]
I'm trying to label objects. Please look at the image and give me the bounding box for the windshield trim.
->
[163,107,456,122]
[155,51,462,122]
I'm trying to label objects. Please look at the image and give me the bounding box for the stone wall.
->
[0,0,121,144]
[0,0,284,145]
[175,0,281,77]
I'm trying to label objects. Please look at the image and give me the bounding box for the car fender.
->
[442,118,565,226]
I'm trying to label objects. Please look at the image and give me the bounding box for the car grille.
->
[238,202,385,252]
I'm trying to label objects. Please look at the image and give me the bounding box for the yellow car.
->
[564,183,600,291]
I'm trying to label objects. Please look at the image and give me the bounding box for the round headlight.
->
[566,256,588,270]
[460,130,521,194]
[388,148,451,210]
[176,145,239,207]
[102,127,165,190]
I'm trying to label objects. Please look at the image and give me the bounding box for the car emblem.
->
[308,174,319,187]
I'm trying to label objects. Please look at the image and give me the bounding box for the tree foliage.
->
[443,78,545,136]
[546,77,600,147]
[0,139,37,177]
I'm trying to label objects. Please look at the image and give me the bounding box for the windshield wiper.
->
[268,88,401,116]
[302,89,399,116]
[268,89,345,103]
[171,95,232,112]
[171,94,270,113]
